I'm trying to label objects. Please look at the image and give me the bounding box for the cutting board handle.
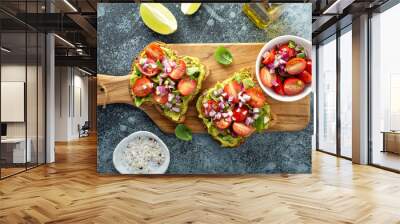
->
[97,74,132,106]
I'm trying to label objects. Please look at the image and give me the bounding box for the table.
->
[1,138,31,163]
[381,131,400,154]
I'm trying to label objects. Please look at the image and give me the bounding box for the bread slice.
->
[130,42,208,123]
[196,68,271,147]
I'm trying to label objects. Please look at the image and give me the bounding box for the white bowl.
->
[113,131,170,174]
[255,35,312,102]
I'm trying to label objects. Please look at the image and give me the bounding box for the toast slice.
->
[196,68,271,147]
[130,42,208,123]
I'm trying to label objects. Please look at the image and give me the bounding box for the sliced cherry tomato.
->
[232,122,255,137]
[145,43,164,60]
[136,58,160,77]
[203,99,219,115]
[259,67,278,88]
[283,78,305,96]
[214,118,232,129]
[132,77,153,97]
[153,94,168,104]
[232,105,249,122]
[306,59,312,74]
[169,59,186,80]
[273,77,285,95]
[286,57,306,75]
[262,49,276,65]
[177,78,196,96]
[298,70,312,84]
[279,44,296,58]
[245,87,266,108]
[223,81,242,103]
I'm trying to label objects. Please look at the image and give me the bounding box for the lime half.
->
[140,3,177,35]
[181,3,201,15]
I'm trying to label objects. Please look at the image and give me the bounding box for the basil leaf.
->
[187,67,200,78]
[175,124,192,141]
[288,40,296,49]
[254,116,265,132]
[214,46,233,65]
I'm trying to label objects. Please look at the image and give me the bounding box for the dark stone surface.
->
[97,3,312,174]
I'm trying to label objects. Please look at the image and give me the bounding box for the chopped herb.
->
[288,40,296,49]
[297,52,306,58]
[242,78,254,89]
[254,116,265,132]
[156,60,163,70]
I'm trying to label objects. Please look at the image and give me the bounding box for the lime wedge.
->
[181,3,201,15]
[140,3,177,35]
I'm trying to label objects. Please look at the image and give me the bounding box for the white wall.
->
[54,67,89,141]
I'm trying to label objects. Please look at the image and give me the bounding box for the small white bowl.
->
[113,131,170,174]
[255,35,312,102]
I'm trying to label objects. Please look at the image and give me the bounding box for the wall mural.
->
[97,3,313,174]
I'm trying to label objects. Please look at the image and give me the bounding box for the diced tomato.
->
[286,58,306,75]
[136,59,160,77]
[152,94,168,104]
[214,118,232,129]
[273,77,285,95]
[245,87,266,108]
[259,67,278,88]
[283,78,305,96]
[203,99,219,115]
[306,59,312,74]
[145,42,164,60]
[279,44,296,58]
[232,105,249,122]
[262,49,276,65]
[298,70,312,84]
[169,59,186,80]
[223,81,242,103]
[232,122,255,137]
[132,77,153,97]
[177,78,196,96]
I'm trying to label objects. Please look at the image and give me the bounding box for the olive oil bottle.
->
[242,3,283,29]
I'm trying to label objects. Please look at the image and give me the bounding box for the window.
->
[317,36,337,154]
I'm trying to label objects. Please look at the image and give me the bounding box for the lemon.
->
[181,3,201,15]
[139,3,177,35]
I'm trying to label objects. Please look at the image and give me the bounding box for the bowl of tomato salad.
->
[255,35,312,102]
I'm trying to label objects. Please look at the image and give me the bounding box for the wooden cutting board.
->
[97,43,310,133]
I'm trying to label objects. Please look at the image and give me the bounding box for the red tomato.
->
[298,70,312,84]
[152,94,168,104]
[136,60,160,77]
[259,67,278,88]
[132,77,153,97]
[273,77,285,95]
[232,122,255,137]
[203,100,219,115]
[233,106,249,122]
[145,43,164,60]
[169,59,186,80]
[306,59,312,74]
[283,78,305,96]
[286,58,306,75]
[177,78,196,96]
[245,87,266,108]
[223,81,242,103]
[214,118,232,129]
[279,44,296,58]
[262,49,276,65]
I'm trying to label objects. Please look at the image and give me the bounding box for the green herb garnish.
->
[175,124,192,141]
[186,67,200,78]
[254,116,265,132]
[214,46,233,65]
[297,52,306,58]
[288,40,296,49]
[242,78,255,89]
[134,65,142,76]
[156,60,163,70]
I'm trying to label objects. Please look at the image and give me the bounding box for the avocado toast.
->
[196,69,271,147]
[130,42,207,123]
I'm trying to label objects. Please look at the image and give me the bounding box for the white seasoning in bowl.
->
[123,136,166,173]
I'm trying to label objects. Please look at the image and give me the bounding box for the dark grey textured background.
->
[97,3,313,174]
